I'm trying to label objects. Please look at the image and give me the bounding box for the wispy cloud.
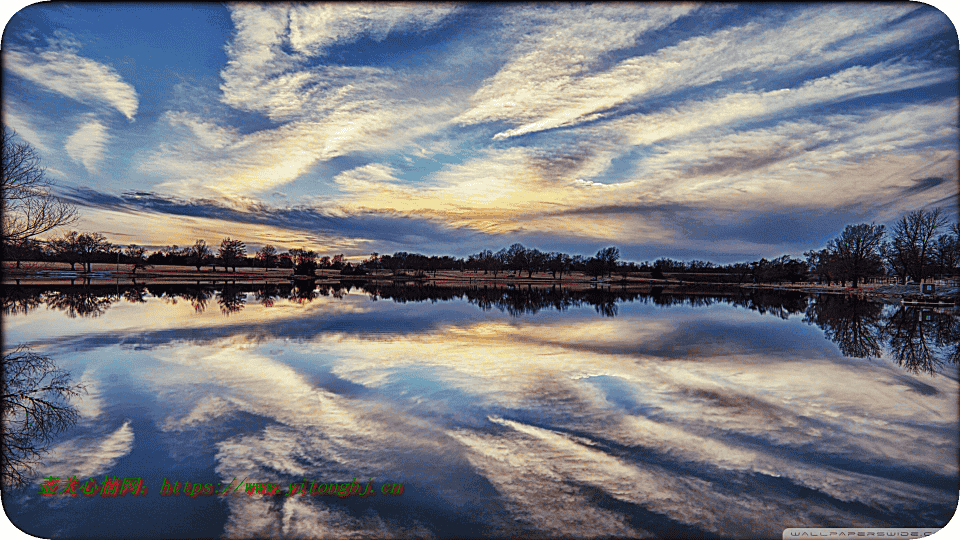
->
[140,3,465,199]
[454,4,700,138]
[5,4,955,258]
[612,61,955,147]
[2,106,51,153]
[5,33,138,120]
[456,4,940,140]
[36,421,134,481]
[65,117,111,173]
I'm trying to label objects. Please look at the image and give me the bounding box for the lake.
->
[2,282,957,538]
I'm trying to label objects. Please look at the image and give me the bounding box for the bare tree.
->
[932,221,960,279]
[2,127,78,247]
[47,230,109,272]
[218,238,246,272]
[2,345,85,488]
[889,208,949,284]
[255,245,277,269]
[49,232,82,271]
[596,246,620,278]
[124,244,148,274]
[76,232,109,273]
[826,223,885,288]
[189,239,211,271]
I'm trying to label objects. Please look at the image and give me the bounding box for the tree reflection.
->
[2,281,818,320]
[180,286,214,314]
[290,280,317,304]
[3,282,957,376]
[804,295,884,358]
[930,309,960,366]
[882,306,950,375]
[2,286,43,317]
[43,287,114,318]
[122,285,148,304]
[802,296,959,375]
[254,284,282,307]
[216,285,246,315]
[1,345,85,488]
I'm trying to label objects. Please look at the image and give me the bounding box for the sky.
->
[1,2,958,263]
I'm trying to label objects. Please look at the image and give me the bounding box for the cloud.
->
[36,421,134,480]
[453,4,700,137]
[220,3,458,122]
[286,3,458,55]
[130,4,467,200]
[456,4,944,140]
[612,61,955,147]
[901,176,949,196]
[61,188,485,255]
[4,35,138,120]
[65,117,111,173]
[2,106,51,153]
[618,99,958,210]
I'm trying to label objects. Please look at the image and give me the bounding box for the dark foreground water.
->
[2,282,958,539]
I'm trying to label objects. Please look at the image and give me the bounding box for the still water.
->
[2,282,958,538]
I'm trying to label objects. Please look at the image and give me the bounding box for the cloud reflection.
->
[4,287,956,536]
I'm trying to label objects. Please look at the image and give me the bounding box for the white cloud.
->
[36,421,134,481]
[454,4,700,136]
[625,99,959,210]
[145,4,466,199]
[286,3,458,55]
[457,4,942,140]
[2,106,51,153]
[220,4,456,122]
[65,118,110,173]
[143,105,451,198]
[613,61,955,147]
[5,39,138,120]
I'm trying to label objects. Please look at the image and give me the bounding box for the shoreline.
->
[3,262,957,304]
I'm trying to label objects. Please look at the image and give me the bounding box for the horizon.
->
[2,3,958,265]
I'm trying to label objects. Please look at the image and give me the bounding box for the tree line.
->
[4,207,959,287]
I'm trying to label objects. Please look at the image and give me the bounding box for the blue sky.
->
[2,2,958,263]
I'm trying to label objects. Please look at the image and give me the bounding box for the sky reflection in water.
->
[3,284,957,539]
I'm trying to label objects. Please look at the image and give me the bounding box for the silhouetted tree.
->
[124,244,148,274]
[218,238,246,272]
[932,224,959,279]
[290,248,317,276]
[547,252,572,279]
[2,345,85,488]
[189,239,211,271]
[2,127,78,249]
[255,245,277,269]
[888,208,948,284]
[825,223,885,288]
[49,231,108,272]
[596,246,620,278]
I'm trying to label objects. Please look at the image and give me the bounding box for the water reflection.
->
[1,346,85,488]
[5,284,955,377]
[883,305,959,375]
[2,282,958,537]
[804,295,885,359]
[3,282,815,319]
